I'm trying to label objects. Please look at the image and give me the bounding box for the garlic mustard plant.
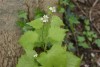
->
[17,5,81,67]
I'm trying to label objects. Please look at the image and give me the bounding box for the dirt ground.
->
[0,0,26,67]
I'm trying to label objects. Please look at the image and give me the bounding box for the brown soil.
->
[0,0,26,67]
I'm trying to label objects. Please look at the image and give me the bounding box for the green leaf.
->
[85,26,90,31]
[51,16,64,27]
[34,8,45,19]
[69,2,75,9]
[49,16,66,43]
[88,37,92,41]
[28,18,43,29]
[16,21,26,28]
[16,54,38,67]
[78,36,85,42]
[66,52,81,67]
[86,32,93,37]
[22,24,34,32]
[37,45,81,67]
[84,19,90,25]
[78,43,90,48]
[89,31,94,36]
[58,7,65,13]
[48,27,66,43]
[92,34,97,38]
[37,45,67,67]
[18,11,27,19]
[69,15,79,24]
[95,39,100,47]
[19,31,38,52]
[68,43,75,51]
[83,31,86,35]
[62,0,70,5]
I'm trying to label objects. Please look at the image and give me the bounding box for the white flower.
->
[33,54,38,57]
[91,53,95,57]
[41,15,49,23]
[49,7,56,12]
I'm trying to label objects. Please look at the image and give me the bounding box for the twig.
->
[89,0,99,21]
[90,50,100,53]
[89,0,100,34]
[71,0,87,17]
[93,23,100,34]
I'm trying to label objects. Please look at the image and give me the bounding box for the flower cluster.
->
[41,6,56,23]
[41,15,49,23]
[49,7,56,12]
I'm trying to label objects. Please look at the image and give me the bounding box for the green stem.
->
[42,24,45,42]
[42,23,47,51]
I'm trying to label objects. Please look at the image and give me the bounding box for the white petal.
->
[33,54,38,57]
[44,15,49,18]
[43,20,46,22]
[49,7,53,10]
[41,15,49,23]
[52,10,56,12]
[52,7,56,12]
[43,15,46,18]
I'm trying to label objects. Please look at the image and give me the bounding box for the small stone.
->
[84,64,89,67]
[91,53,95,57]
